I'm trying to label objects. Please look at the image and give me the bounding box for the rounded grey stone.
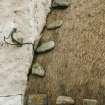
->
[56,96,75,105]
[36,41,55,53]
[52,0,70,8]
[46,20,63,30]
[83,99,97,105]
[32,63,45,77]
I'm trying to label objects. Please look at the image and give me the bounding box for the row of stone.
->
[31,0,69,77]
[27,94,97,105]
[29,1,98,105]
[52,0,70,9]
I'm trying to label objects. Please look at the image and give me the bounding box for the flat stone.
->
[0,95,23,105]
[52,0,70,8]
[32,63,45,77]
[56,96,75,105]
[83,99,97,105]
[28,94,48,105]
[36,41,55,53]
[47,20,63,30]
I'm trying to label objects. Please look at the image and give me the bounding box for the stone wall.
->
[0,0,51,105]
